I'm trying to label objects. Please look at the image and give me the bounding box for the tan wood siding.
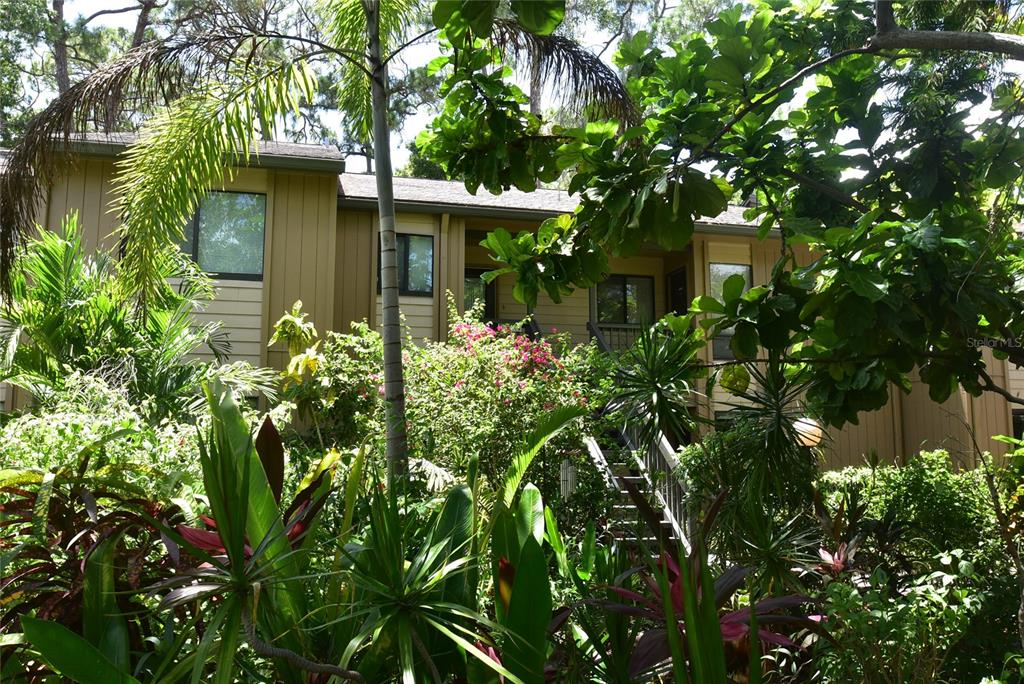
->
[43,157,121,253]
[371,213,439,343]
[335,209,376,333]
[824,396,902,469]
[193,280,264,365]
[437,214,465,339]
[263,171,338,370]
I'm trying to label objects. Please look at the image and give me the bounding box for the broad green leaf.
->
[83,535,129,672]
[510,0,565,35]
[730,322,759,359]
[501,536,552,682]
[845,270,888,302]
[722,273,746,304]
[500,406,586,509]
[21,617,140,684]
[691,295,725,314]
[515,484,545,548]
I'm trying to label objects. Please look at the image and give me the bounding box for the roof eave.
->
[59,139,347,173]
[337,195,565,221]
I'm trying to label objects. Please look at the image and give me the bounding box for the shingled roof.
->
[54,132,347,172]
[338,172,756,229]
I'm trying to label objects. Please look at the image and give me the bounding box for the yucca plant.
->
[608,314,708,450]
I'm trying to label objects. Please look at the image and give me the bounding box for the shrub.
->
[0,373,202,497]
[276,307,618,535]
[815,555,980,684]
[817,449,997,568]
[675,418,819,575]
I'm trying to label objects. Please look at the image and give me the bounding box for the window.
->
[596,275,655,325]
[1014,409,1024,440]
[180,191,266,279]
[709,262,752,359]
[378,234,434,296]
[464,268,496,320]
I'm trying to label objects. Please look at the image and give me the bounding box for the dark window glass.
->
[597,275,655,325]
[464,268,496,319]
[378,234,434,296]
[1014,410,1024,440]
[709,263,752,359]
[181,192,266,278]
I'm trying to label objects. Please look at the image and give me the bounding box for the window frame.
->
[708,261,753,360]
[464,267,496,320]
[377,233,435,297]
[595,274,656,326]
[182,190,267,281]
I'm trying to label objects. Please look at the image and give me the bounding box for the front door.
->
[667,268,688,316]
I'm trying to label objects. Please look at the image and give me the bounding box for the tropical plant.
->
[274,307,616,533]
[0,0,618,484]
[606,314,707,449]
[0,213,275,420]
[428,0,1024,437]
[816,556,981,684]
[0,440,182,679]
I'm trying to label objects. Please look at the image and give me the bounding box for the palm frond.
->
[491,18,639,127]
[111,59,317,305]
[318,0,420,143]
[205,361,280,404]
[0,34,251,294]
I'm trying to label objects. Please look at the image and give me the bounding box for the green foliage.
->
[0,372,202,496]
[277,308,617,534]
[397,140,448,180]
[113,61,317,305]
[0,214,276,420]
[608,314,707,447]
[816,558,981,684]
[427,0,1024,431]
[817,450,997,568]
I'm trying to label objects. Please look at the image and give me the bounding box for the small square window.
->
[181,192,266,279]
[596,275,655,325]
[378,234,434,296]
[708,263,752,360]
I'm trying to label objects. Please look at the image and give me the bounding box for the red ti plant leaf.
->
[254,416,285,504]
[497,557,515,614]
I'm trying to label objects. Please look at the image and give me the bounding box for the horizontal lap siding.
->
[193,280,264,366]
[533,288,590,344]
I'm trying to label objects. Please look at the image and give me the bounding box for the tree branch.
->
[869,27,1024,60]
[979,367,1024,407]
[679,45,879,172]
[81,5,142,25]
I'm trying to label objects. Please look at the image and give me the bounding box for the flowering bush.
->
[278,308,618,532]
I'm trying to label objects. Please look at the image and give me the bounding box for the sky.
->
[63,0,616,171]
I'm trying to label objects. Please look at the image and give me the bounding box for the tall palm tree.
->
[0,0,631,481]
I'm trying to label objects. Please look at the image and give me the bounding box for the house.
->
[14,133,1021,467]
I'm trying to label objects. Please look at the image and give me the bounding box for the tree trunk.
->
[131,0,156,48]
[364,0,408,484]
[51,0,70,94]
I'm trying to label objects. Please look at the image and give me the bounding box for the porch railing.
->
[587,320,691,547]
[589,322,643,352]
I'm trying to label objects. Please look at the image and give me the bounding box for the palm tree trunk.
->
[364,0,408,483]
